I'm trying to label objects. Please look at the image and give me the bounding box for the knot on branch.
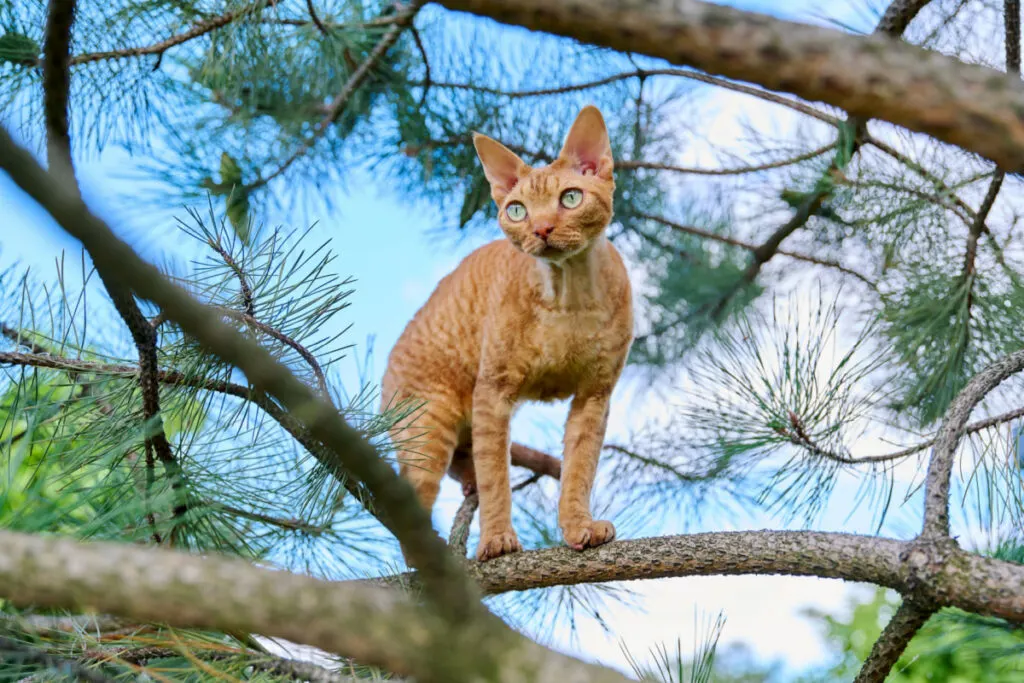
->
[900,535,959,607]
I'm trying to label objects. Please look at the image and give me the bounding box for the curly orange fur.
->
[381,106,633,561]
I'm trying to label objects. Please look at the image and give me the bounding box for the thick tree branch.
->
[0,529,629,683]
[854,599,936,683]
[922,349,1024,538]
[0,126,478,623]
[432,0,1024,173]
[367,530,1024,623]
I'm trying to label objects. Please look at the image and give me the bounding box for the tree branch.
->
[368,530,1024,623]
[635,211,877,288]
[853,599,935,683]
[0,125,485,621]
[419,68,841,124]
[66,1,264,67]
[433,0,1024,173]
[448,493,479,558]
[922,349,1024,538]
[248,1,425,191]
[0,529,630,683]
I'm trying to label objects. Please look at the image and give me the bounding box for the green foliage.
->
[803,588,1024,682]
[0,32,38,67]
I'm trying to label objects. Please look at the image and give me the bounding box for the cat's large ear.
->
[473,133,528,203]
[558,105,613,180]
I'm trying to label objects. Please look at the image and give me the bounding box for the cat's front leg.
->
[560,389,616,550]
[471,379,522,561]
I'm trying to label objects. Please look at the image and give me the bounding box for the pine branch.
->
[432,0,1024,173]
[248,1,426,191]
[305,0,331,36]
[778,404,1024,465]
[0,635,117,683]
[853,599,936,683]
[418,68,841,124]
[40,0,188,543]
[0,529,631,683]
[922,349,1024,538]
[960,0,1019,321]
[618,143,835,175]
[65,1,266,68]
[0,125,480,623]
[635,211,877,289]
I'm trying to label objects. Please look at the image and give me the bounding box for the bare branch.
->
[510,442,562,479]
[0,529,630,683]
[434,0,1024,173]
[923,349,1024,538]
[448,493,479,558]
[369,531,1024,623]
[854,599,935,683]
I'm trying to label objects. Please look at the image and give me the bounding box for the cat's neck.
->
[534,238,610,310]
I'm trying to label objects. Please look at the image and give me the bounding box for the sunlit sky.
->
[0,0,992,678]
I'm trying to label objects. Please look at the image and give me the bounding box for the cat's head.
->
[473,105,614,262]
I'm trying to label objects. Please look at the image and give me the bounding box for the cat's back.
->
[381,239,522,404]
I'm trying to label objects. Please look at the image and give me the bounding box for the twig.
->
[248,1,425,192]
[205,237,255,317]
[305,0,331,36]
[0,125,479,621]
[853,599,935,683]
[635,211,877,288]
[617,143,834,175]
[447,493,479,558]
[417,68,841,125]
[409,24,431,107]
[780,404,1024,465]
[66,2,264,67]
[215,307,329,397]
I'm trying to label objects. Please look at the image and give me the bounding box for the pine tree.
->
[2,1,1024,682]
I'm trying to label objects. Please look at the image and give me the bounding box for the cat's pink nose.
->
[534,226,554,241]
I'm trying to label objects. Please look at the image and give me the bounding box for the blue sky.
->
[0,0,948,678]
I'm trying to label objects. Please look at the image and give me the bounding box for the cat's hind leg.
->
[389,395,462,518]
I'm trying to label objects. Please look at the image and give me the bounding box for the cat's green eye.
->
[506,202,527,222]
[560,188,584,209]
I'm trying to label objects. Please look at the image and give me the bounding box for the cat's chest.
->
[519,307,612,400]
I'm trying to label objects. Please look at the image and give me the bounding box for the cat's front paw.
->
[562,519,616,551]
[476,528,522,561]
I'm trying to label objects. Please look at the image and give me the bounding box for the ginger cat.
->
[381,106,633,561]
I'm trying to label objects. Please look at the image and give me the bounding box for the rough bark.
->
[854,599,935,683]
[435,0,1024,172]
[0,529,629,683]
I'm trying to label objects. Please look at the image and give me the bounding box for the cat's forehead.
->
[517,162,579,198]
